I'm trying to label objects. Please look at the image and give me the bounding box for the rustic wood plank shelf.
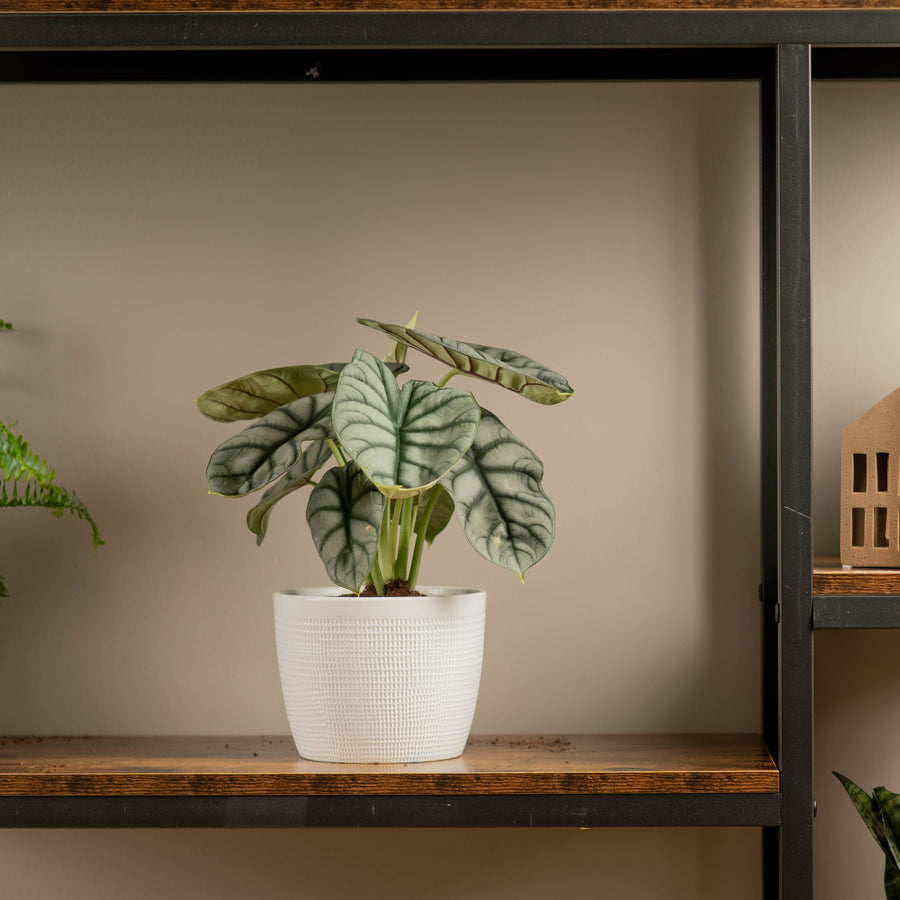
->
[0,734,778,797]
[813,558,900,629]
[0,734,780,828]
[814,557,900,596]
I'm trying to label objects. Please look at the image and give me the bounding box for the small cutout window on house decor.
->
[841,385,900,567]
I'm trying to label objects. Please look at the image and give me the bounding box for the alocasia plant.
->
[835,772,900,899]
[198,316,574,594]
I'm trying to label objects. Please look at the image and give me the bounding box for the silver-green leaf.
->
[206,393,334,497]
[247,440,332,545]
[196,365,341,422]
[357,317,573,405]
[440,409,554,578]
[306,462,385,593]
[196,361,408,423]
[332,349,481,500]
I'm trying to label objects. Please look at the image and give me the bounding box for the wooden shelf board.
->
[5,0,900,11]
[0,734,778,797]
[814,556,900,596]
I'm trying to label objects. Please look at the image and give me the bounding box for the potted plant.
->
[1,319,103,597]
[835,772,900,898]
[197,315,574,762]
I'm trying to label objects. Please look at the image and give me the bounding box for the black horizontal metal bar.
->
[0,46,771,83]
[813,595,900,630]
[813,47,900,79]
[4,11,900,52]
[0,792,782,828]
[7,44,900,84]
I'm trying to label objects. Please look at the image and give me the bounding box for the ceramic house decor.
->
[841,385,900,567]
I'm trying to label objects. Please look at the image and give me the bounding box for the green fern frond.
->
[1,319,103,596]
[0,420,104,595]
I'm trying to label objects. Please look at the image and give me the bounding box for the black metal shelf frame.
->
[5,14,900,899]
[814,596,900,630]
[4,10,900,50]
[1,792,784,830]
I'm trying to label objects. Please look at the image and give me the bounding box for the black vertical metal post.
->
[776,43,815,900]
[759,49,781,900]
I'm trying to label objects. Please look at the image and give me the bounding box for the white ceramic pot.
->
[273,586,486,763]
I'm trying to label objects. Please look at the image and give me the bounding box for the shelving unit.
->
[3,5,900,899]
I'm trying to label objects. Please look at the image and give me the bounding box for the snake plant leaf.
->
[246,440,332,545]
[332,349,481,500]
[206,393,334,497]
[196,362,408,423]
[884,818,900,898]
[415,484,455,545]
[875,788,900,876]
[876,787,900,835]
[357,317,573,406]
[835,773,892,857]
[886,859,900,900]
[306,462,385,593]
[440,408,554,578]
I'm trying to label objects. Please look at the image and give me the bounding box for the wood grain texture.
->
[0,734,779,797]
[814,556,900,595]
[4,0,900,11]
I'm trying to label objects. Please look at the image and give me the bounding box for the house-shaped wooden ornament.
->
[841,386,900,567]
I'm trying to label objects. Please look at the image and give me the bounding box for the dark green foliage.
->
[835,772,900,899]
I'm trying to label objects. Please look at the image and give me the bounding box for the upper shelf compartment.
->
[814,558,900,629]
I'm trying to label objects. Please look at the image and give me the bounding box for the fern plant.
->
[1,320,103,596]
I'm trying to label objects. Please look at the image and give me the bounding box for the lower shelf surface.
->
[0,733,779,796]
[0,733,780,828]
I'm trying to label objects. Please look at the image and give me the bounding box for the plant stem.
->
[394,497,415,580]
[437,370,461,387]
[388,499,402,568]
[407,486,441,590]
[377,500,394,584]
[326,439,346,466]
[368,561,385,595]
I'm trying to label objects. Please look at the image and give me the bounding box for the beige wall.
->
[0,75,891,898]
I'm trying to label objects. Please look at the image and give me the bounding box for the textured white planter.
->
[273,587,486,763]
